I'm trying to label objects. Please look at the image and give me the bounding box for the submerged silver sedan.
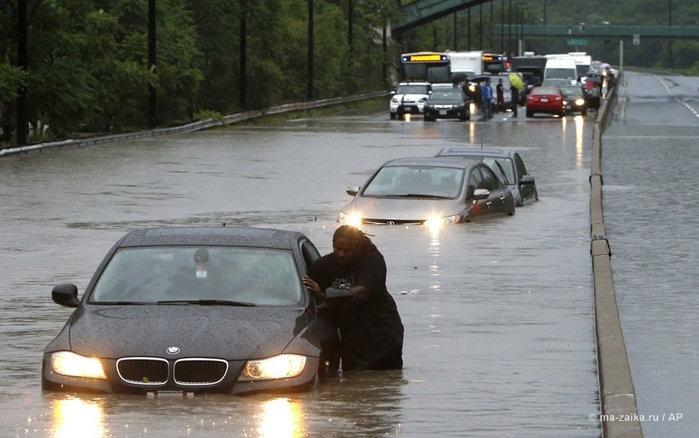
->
[337,157,515,227]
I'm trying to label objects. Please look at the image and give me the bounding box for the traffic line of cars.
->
[337,147,538,228]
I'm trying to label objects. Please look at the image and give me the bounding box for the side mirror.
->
[520,175,535,185]
[320,287,353,309]
[473,188,490,200]
[346,186,360,197]
[52,283,81,308]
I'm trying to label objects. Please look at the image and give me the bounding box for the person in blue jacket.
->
[480,78,493,120]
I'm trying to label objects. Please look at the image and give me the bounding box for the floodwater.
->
[1,104,601,437]
[602,71,699,437]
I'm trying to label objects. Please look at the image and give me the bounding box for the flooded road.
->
[1,107,600,436]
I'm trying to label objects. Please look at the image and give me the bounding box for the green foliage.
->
[0,0,400,146]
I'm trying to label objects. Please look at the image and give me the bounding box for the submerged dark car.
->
[337,156,515,227]
[423,88,470,121]
[435,147,539,207]
[42,226,339,396]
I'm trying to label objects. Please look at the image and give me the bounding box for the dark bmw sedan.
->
[337,156,515,228]
[42,226,338,396]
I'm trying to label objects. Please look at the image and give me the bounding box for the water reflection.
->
[51,397,105,438]
[574,115,585,168]
[258,398,305,438]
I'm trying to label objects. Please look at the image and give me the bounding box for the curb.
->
[590,75,644,438]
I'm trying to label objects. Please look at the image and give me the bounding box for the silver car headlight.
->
[424,214,460,231]
[50,351,108,379]
[337,211,362,227]
[239,354,307,381]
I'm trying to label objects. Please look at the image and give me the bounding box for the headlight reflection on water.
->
[51,398,105,438]
[258,398,305,438]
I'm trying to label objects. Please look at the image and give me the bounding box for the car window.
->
[513,153,527,178]
[478,166,500,191]
[91,247,303,306]
[482,157,514,185]
[467,168,483,199]
[363,166,463,198]
[396,85,430,94]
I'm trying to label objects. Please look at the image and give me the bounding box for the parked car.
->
[390,81,432,119]
[435,147,539,207]
[423,88,470,121]
[42,226,343,396]
[559,84,587,114]
[526,86,566,118]
[337,156,515,227]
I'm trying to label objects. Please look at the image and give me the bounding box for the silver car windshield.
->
[362,166,464,198]
[91,247,303,306]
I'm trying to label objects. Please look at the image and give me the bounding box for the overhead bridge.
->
[394,0,699,39]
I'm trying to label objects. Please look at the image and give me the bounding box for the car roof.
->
[382,156,479,169]
[435,147,517,159]
[116,226,306,249]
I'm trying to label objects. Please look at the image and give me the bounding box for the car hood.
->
[67,305,307,359]
[343,196,463,222]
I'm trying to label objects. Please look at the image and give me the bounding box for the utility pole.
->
[17,0,27,144]
[148,0,156,128]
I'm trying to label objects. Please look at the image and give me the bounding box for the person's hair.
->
[333,225,377,254]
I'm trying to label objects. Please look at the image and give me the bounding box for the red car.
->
[525,86,566,118]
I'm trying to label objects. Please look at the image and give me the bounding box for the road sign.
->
[567,39,587,46]
[633,34,640,45]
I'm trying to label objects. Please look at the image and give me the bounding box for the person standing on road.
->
[510,84,519,117]
[302,225,404,372]
[481,78,493,119]
[496,79,505,113]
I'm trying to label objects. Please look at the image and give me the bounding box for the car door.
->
[477,164,509,215]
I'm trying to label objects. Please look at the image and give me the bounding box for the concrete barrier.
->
[0,90,390,157]
[590,74,644,438]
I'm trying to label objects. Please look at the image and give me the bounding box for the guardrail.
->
[590,74,644,438]
[0,90,390,157]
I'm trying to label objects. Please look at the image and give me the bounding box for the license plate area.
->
[147,391,194,398]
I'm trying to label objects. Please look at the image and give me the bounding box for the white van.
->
[543,57,578,84]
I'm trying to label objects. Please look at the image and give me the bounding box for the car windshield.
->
[362,165,464,198]
[531,87,558,96]
[560,86,583,97]
[396,85,430,94]
[428,90,463,102]
[91,247,303,306]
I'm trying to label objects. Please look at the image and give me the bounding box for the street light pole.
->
[668,0,673,68]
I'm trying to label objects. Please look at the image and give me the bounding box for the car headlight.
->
[391,97,400,103]
[239,354,307,381]
[50,351,108,379]
[575,98,585,105]
[424,214,459,231]
[337,211,362,227]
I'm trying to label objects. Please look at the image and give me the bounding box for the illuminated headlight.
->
[239,354,307,381]
[50,351,107,379]
[424,214,459,230]
[575,98,585,106]
[337,211,362,227]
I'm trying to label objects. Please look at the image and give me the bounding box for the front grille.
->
[117,358,169,385]
[174,359,228,386]
[116,357,229,387]
[363,218,424,225]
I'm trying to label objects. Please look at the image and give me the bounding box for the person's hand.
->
[302,275,324,300]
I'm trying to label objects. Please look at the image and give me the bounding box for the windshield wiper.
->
[393,193,451,199]
[157,299,257,307]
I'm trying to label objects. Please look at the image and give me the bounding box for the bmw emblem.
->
[166,346,181,355]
